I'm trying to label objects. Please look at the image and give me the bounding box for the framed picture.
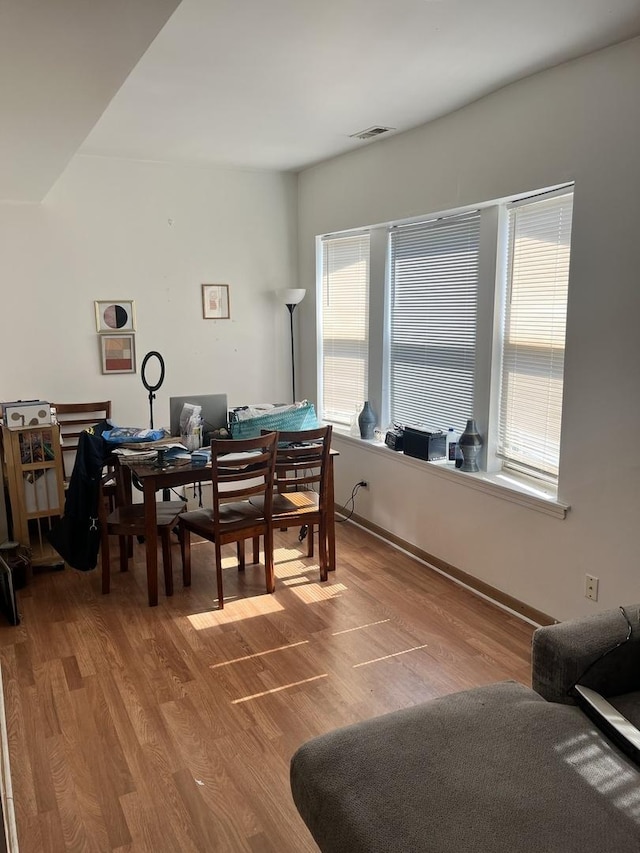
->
[95,300,136,333]
[100,334,136,374]
[202,284,230,319]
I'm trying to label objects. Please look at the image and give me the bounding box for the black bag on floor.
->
[0,554,20,626]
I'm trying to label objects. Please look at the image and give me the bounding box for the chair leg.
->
[318,520,328,582]
[161,529,174,596]
[181,528,192,587]
[252,536,260,564]
[215,541,224,609]
[264,528,275,594]
[101,532,110,594]
[237,539,245,572]
[118,535,129,572]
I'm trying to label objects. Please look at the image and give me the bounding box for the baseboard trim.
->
[0,665,18,853]
[342,510,555,627]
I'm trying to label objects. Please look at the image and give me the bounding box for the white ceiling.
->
[3,0,640,201]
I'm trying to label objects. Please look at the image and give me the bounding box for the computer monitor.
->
[169,394,228,444]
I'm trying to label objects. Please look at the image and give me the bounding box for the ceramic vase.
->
[458,418,483,472]
[358,401,376,440]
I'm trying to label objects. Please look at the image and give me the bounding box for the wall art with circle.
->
[95,300,136,333]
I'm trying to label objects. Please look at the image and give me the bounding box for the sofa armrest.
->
[532,604,640,705]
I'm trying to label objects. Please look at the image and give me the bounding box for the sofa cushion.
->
[290,681,640,853]
[532,605,640,705]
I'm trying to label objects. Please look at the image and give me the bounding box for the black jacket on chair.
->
[48,421,111,571]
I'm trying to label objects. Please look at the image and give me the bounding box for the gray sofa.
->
[290,604,640,852]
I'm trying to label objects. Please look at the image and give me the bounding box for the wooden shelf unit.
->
[1,424,65,571]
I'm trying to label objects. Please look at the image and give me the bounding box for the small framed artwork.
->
[100,334,136,374]
[95,300,136,333]
[202,284,230,319]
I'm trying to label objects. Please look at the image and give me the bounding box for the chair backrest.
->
[53,401,112,480]
[265,425,333,498]
[210,431,278,529]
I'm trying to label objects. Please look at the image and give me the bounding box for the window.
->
[320,233,370,426]
[497,190,573,481]
[317,184,574,489]
[389,213,480,432]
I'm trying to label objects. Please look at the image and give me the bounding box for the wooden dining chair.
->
[98,470,186,597]
[178,432,278,609]
[54,400,118,511]
[53,401,113,481]
[259,425,333,580]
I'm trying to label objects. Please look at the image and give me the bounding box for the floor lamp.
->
[281,288,306,402]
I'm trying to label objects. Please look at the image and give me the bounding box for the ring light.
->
[141,351,165,429]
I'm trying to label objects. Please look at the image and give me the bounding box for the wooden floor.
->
[0,521,535,853]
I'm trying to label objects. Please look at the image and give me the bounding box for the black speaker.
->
[385,427,404,451]
[403,426,446,461]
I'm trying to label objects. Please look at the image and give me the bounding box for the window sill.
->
[331,428,570,519]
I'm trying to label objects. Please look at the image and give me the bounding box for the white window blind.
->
[498,190,573,481]
[388,213,480,431]
[320,233,370,425]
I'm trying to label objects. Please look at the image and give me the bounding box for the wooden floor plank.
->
[0,520,535,852]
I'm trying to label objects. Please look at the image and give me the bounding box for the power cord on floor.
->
[336,481,367,523]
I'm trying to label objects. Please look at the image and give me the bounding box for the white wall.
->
[0,155,298,427]
[297,38,640,621]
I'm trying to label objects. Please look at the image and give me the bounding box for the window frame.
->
[316,182,574,495]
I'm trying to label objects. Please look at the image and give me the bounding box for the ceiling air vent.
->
[349,126,395,141]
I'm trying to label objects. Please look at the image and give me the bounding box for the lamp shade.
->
[281,288,306,307]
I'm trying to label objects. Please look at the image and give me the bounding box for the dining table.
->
[117,447,338,607]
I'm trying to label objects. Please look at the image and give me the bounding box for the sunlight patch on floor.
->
[274,565,314,581]
[333,619,391,636]
[231,673,328,704]
[353,644,429,669]
[289,582,348,604]
[209,640,309,668]
[187,596,285,628]
[279,576,317,588]
[273,550,317,578]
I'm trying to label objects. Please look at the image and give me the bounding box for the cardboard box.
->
[2,400,51,429]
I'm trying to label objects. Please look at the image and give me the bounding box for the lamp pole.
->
[287,303,296,403]
[281,289,306,403]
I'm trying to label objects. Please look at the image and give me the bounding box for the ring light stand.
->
[141,351,168,470]
[141,350,165,429]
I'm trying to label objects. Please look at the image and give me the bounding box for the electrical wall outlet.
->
[358,480,369,489]
[585,574,599,601]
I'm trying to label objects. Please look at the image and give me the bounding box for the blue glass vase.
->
[358,401,376,440]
